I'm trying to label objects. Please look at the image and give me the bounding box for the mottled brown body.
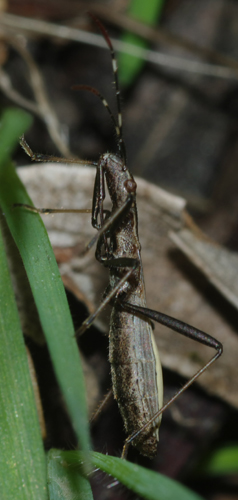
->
[95,153,163,457]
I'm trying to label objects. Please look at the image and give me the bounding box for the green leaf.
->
[0,108,32,161]
[119,0,166,86]
[0,109,91,461]
[0,219,47,499]
[0,108,47,499]
[47,449,93,500]
[201,445,238,475]
[57,450,205,500]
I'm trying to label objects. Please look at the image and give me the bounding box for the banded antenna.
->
[72,14,127,163]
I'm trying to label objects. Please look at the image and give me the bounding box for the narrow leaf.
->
[201,445,238,475]
[0,108,91,459]
[0,219,47,500]
[47,449,93,500]
[119,0,166,86]
[58,450,205,500]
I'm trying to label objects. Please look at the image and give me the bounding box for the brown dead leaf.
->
[17,164,238,409]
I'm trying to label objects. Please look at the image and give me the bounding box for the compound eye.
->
[124,179,137,193]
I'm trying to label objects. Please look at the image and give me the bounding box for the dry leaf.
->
[17,164,238,409]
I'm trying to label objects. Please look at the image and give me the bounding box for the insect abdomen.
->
[109,307,163,457]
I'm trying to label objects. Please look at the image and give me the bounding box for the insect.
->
[18,16,223,459]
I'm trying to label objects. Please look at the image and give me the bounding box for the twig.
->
[0,13,237,80]
[0,68,39,114]
[91,3,238,75]
[0,31,73,157]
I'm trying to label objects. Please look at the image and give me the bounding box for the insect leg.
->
[20,135,97,166]
[13,203,91,215]
[90,388,113,424]
[84,194,135,254]
[119,302,222,458]
[76,258,139,337]
[16,136,97,213]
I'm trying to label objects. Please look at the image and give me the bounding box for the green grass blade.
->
[47,449,93,500]
[0,107,32,161]
[200,445,238,475]
[0,108,91,457]
[118,0,165,86]
[57,450,205,500]
[0,220,47,500]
